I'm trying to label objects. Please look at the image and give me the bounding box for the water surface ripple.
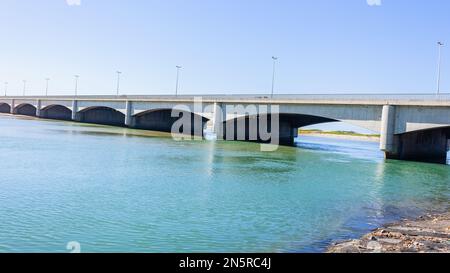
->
[0,115,449,253]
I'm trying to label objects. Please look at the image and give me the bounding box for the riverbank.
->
[299,130,380,142]
[327,211,450,253]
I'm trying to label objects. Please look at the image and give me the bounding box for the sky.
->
[0,0,449,97]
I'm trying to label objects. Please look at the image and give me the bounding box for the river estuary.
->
[0,114,449,253]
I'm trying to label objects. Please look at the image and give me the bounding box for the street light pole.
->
[74,75,79,97]
[437,42,444,95]
[175,66,182,96]
[271,56,278,98]
[22,80,27,96]
[116,71,122,96]
[4,82,7,96]
[45,78,50,96]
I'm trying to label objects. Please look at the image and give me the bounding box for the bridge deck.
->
[2,94,450,106]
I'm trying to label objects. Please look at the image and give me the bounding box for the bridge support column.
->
[125,101,133,127]
[380,105,398,158]
[212,102,224,140]
[36,99,42,117]
[71,100,79,121]
[279,121,298,146]
[380,104,449,164]
[10,99,15,114]
[390,129,449,164]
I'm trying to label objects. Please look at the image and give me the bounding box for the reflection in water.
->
[0,115,449,253]
[296,136,384,162]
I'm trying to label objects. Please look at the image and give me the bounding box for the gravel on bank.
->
[327,212,450,253]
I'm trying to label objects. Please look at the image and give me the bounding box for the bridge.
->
[1,94,450,164]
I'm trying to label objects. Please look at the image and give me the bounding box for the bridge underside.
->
[221,114,336,146]
[387,127,450,164]
[41,105,72,121]
[15,104,36,116]
[131,110,208,136]
[77,107,125,127]
[0,103,10,113]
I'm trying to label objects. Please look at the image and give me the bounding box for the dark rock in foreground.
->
[327,212,450,253]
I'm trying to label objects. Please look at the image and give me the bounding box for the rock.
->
[326,211,450,253]
[377,238,402,244]
[327,241,362,253]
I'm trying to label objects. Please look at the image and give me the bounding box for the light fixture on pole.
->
[271,56,278,98]
[175,66,182,96]
[74,75,79,97]
[45,78,50,96]
[437,42,444,95]
[116,71,122,97]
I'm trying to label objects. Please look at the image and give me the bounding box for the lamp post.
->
[271,56,278,98]
[116,71,122,96]
[437,42,444,95]
[175,66,182,96]
[45,78,50,96]
[74,75,79,97]
[4,82,7,96]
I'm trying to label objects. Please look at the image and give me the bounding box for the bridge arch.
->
[0,103,11,113]
[78,106,125,126]
[222,113,337,145]
[222,103,382,134]
[40,105,72,121]
[132,108,209,136]
[15,103,37,116]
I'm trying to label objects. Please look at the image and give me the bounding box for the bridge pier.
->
[10,99,15,114]
[380,105,398,157]
[380,105,449,164]
[36,100,42,118]
[125,101,133,127]
[212,102,224,139]
[387,129,449,164]
[71,100,79,121]
[279,121,298,146]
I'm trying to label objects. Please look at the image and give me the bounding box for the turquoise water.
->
[0,115,449,253]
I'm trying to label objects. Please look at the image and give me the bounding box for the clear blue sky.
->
[0,0,449,96]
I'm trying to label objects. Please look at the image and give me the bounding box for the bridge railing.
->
[2,93,450,101]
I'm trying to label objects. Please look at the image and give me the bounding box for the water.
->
[0,115,449,253]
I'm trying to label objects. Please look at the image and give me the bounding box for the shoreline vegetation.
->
[327,211,450,253]
[299,129,380,142]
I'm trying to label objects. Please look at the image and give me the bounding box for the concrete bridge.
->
[1,94,450,164]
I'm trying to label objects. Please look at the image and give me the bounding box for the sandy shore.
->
[300,132,380,142]
[327,211,450,253]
